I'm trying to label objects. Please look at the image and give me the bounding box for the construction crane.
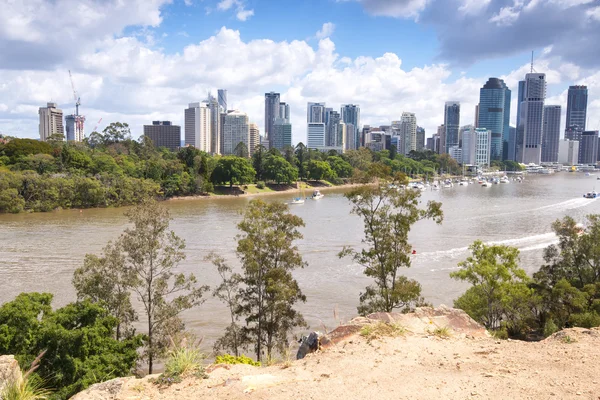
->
[68,70,81,116]
[93,118,102,132]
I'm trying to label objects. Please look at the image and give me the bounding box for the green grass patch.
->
[360,322,406,342]
[430,326,451,338]
[244,184,275,194]
[214,354,260,366]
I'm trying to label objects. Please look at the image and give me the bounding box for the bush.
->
[570,312,600,329]
[256,181,265,189]
[1,352,51,400]
[164,340,205,378]
[543,319,559,337]
[214,354,260,367]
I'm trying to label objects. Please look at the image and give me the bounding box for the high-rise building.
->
[459,125,474,148]
[143,121,181,151]
[462,127,477,165]
[426,137,435,152]
[565,85,588,132]
[474,104,479,128]
[508,126,517,161]
[558,140,579,165]
[279,102,290,121]
[65,114,85,142]
[475,128,492,167]
[222,110,250,156]
[39,102,64,141]
[444,102,460,154]
[516,73,546,164]
[326,110,342,147]
[249,123,260,156]
[400,112,417,155]
[341,104,360,148]
[184,102,211,152]
[449,146,462,163]
[265,92,281,146]
[416,126,425,151]
[307,102,326,123]
[206,94,221,154]
[218,89,227,112]
[579,131,598,164]
[478,78,511,161]
[344,123,356,151]
[272,117,292,150]
[542,105,561,163]
[307,122,326,149]
[437,124,445,154]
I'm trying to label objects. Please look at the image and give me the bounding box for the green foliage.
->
[431,326,451,338]
[0,293,142,400]
[340,175,443,315]
[234,142,249,158]
[214,354,261,366]
[256,181,265,189]
[0,139,53,162]
[543,319,559,337]
[327,156,353,179]
[307,160,336,181]
[211,156,256,188]
[263,155,298,184]
[163,340,205,378]
[1,352,51,400]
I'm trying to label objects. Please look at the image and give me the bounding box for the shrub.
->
[1,352,51,400]
[543,319,559,337]
[431,326,451,338]
[214,354,260,367]
[359,322,406,342]
[256,181,265,189]
[164,340,205,378]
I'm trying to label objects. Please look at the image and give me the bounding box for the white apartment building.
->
[185,102,212,152]
[39,102,64,141]
[475,128,492,167]
[222,110,249,155]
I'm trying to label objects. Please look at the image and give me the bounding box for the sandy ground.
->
[103,327,600,400]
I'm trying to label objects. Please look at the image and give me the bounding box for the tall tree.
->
[235,200,307,361]
[252,145,266,181]
[340,174,443,315]
[211,156,256,188]
[102,122,131,144]
[120,199,209,373]
[234,141,249,158]
[294,143,308,180]
[263,155,298,185]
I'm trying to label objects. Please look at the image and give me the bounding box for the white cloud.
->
[316,22,336,39]
[183,0,193,5]
[489,5,521,26]
[587,6,600,21]
[217,0,254,21]
[236,8,254,21]
[458,0,491,15]
[346,0,431,19]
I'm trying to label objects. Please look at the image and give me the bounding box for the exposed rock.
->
[297,331,322,359]
[70,377,132,400]
[0,355,21,393]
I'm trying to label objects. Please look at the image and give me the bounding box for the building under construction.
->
[64,70,85,142]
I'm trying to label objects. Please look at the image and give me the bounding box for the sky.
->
[1,0,600,145]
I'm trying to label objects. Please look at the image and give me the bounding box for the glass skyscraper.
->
[517,73,546,165]
[477,78,511,161]
[565,85,588,131]
[444,101,460,154]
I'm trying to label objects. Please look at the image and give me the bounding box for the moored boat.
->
[311,190,324,200]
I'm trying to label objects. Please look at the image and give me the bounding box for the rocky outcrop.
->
[0,355,21,393]
[70,377,131,400]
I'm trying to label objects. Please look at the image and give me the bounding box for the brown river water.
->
[2,173,600,349]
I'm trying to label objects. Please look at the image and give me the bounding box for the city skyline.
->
[1,1,599,145]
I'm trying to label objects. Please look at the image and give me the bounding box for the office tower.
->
[426,137,435,151]
[184,102,211,152]
[475,128,492,167]
[39,102,64,141]
[279,102,290,121]
[399,112,417,155]
[272,117,292,150]
[444,102,460,154]
[516,73,546,164]
[474,104,479,128]
[265,92,281,146]
[541,105,561,163]
[65,114,85,142]
[338,122,347,152]
[344,123,356,151]
[143,121,181,151]
[206,94,221,154]
[565,85,588,132]
[307,123,326,148]
[437,124,445,154]
[462,127,477,165]
[222,110,250,156]
[579,131,598,164]
[391,120,403,154]
[558,140,579,165]
[307,102,326,123]
[218,89,227,112]
[459,125,474,148]
[449,146,462,163]
[341,104,360,148]
[326,110,342,147]
[478,78,511,160]
[416,126,425,151]
[508,126,517,161]
[249,123,260,156]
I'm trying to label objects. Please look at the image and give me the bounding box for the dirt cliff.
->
[58,307,600,399]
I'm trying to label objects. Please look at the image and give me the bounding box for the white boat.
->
[311,190,324,200]
[443,180,453,188]
[500,176,510,184]
[584,191,598,199]
[431,183,440,190]
[482,181,493,187]
[459,179,469,186]
[290,197,305,204]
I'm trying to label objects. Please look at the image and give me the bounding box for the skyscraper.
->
[341,104,360,148]
[462,126,476,165]
[39,102,64,141]
[542,105,561,163]
[400,112,417,155]
[249,123,260,156]
[143,121,181,151]
[326,110,342,147]
[579,131,598,164]
[222,110,250,156]
[416,126,425,151]
[307,102,326,123]
[264,92,281,147]
[218,89,227,112]
[65,114,85,142]
[206,94,221,154]
[565,85,588,132]
[475,128,492,167]
[478,78,511,160]
[344,123,356,151]
[272,117,292,150]
[307,123,326,149]
[279,102,290,121]
[184,102,211,152]
[437,124,445,155]
[444,102,460,154]
[474,104,479,128]
[516,73,546,164]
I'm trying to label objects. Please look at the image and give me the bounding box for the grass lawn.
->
[244,184,276,194]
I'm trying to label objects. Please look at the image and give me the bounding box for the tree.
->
[73,240,136,340]
[294,143,308,180]
[234,141,249,158]
[102,122,131,144]
[211,156,256,188]
[263,155,298,184]
[340,175,443,315]
[0,293,142,400]
[46,133,65,144]
[209,253,242,357]
[235,200,307,361]
[389,145,398,160]
[307,159,336,181]
[252,145,266,181]
[327,156,353,178]
[283,145,297,167]
[120,200,209,373]
[450,241,531,333]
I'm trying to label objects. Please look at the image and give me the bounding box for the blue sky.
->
[1,0,599,143]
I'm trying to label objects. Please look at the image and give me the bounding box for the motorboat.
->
[311,190,324,200]
[290,197,305,204]
[584,191,598,199]
[459,179,469,186]
[443,180,453,188]
[431,183,440,190]
[500,176,510,184]
[482,181,493,187]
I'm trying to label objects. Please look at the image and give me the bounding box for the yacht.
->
[459,179,469,186]
[443,180,453,188]
[481,181,493,187]
[500,176,510,184]
[311,190,324,200]
[584,191,598,199]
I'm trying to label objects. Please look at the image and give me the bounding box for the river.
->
[1,172,600,347]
